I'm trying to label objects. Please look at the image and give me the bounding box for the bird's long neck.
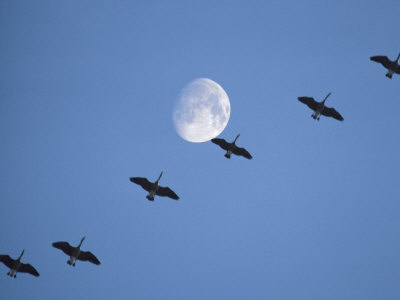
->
[156,172,163,183]
[396,53,400,63]
[17,250,24,261]
[322,92,331,104]
[78,237,85,248]
[233,134,240,144]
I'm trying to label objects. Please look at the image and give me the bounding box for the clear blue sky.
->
[1,1,400,299]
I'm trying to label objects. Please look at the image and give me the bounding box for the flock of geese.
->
[0,237,100,278]
[1,52,399,279]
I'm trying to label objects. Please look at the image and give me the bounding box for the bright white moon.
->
[173,78,231,143]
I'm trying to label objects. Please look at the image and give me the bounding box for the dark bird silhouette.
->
[130,172,179,201]
[297,93,343,121]
[211,134,252,159]
[370,52,400,78]
[52,237,100,267]
[0,250,39,278]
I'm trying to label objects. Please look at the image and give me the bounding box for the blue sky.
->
[1,0,400,299]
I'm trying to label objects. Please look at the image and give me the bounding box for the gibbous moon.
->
[173,78,231,143]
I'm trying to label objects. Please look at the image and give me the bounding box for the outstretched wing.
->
[0,255,15,269]
[157,186,179,200]
[18,263,40,277]
[78,250,101,265]
[130,177,153,192]
[321,106,344,121]
[233,147,253,159]
[370,56,392,69]
[395,64,400,74]
[211,138,231,150]
[297,97,319,111]
[52,241,74,256]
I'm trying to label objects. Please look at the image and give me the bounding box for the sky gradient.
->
[1,1,400,299]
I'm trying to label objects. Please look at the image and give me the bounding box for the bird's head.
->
[18,249,25,260]
[79,237,86,246]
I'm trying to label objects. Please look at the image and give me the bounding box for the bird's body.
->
[211,134,252,159]
[130,172,179,201]
[312,100,328,120]
[67,247,81,266]
[370,53,400,78]
[147,180,160,200]
[297,93,343,121]
[52,237,100,267]
[147,189,157,201]
[0,250,40,278]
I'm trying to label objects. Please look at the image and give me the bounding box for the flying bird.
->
[370,52,400,78]
[0,250,39,278]
[52,237,100,267]
[297,93,343,121]
[130,172,179,201]
[211,134,252,159]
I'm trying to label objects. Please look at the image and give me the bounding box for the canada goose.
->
[130,172,179,201]
[211,134,252,159]
[370,52,400,78]
[297,93,343,121]
[0,250,39,278]
[52,237,100,266]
